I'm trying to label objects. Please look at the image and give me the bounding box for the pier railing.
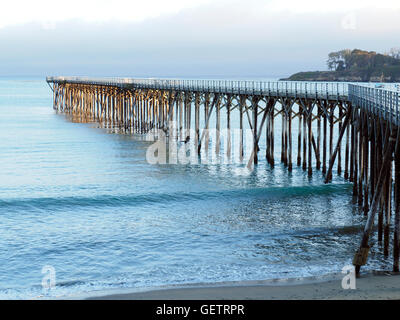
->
[46,76,350,100]
[349,84,400,126]
[47,76,400,124]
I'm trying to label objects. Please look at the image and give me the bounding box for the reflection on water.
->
[0,78,388,299]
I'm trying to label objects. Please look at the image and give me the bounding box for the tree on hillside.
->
[388,47,400,59]
[327,49,351,71]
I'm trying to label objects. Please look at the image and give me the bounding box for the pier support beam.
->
[354,127,397,275]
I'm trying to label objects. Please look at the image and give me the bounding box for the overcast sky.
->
[0,0,399,78]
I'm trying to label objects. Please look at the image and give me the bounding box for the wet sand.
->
[81,272,400,300]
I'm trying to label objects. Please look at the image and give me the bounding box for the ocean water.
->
[0,78,388,299]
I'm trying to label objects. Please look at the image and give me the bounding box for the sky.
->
[0,0,399,78]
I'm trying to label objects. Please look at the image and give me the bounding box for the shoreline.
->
[61,270,400,300]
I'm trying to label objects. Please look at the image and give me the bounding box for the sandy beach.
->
[79,272,400,300]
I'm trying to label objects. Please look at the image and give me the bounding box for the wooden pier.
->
[47,76,400,275]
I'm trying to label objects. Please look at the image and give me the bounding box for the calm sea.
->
[0,77,387,299]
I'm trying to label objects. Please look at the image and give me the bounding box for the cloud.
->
[264,0,400,14]
[0,0,213,28]
[0,0,398,77]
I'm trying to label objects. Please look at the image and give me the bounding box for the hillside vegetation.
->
[282,49,400,82]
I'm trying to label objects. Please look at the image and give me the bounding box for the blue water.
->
[0,78,387,299]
